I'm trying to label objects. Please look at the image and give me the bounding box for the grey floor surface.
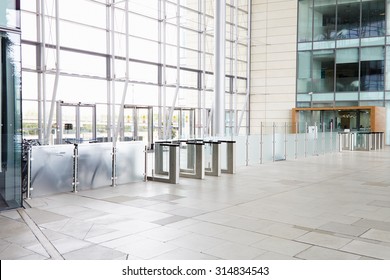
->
[2,149,390,260]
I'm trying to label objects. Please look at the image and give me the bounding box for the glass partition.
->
[0,30,22,210]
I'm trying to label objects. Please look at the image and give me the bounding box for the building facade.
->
[0,1,22,210]
[251,0,390,142]
[296,0,390,138]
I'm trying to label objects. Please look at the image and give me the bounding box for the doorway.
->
[55,101,97,144]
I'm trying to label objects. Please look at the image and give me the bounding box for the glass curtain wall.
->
[21,0,249,144]
[1,1,22,210]
[297,0,387,109]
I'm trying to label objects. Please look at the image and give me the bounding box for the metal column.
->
[213,0,226,137]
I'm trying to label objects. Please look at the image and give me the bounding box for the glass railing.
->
[229,122,339,167]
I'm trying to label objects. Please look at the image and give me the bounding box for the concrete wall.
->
[250,0,298,134]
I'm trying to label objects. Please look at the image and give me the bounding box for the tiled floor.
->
[2,149,390,260]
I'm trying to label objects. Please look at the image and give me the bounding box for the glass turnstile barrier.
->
[179,140,205,179]
[339,132,384,151]
[148,141,180,184]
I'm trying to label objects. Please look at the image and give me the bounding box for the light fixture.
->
[308,92,313,95]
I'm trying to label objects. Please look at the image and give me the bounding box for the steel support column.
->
[213,0,226,137]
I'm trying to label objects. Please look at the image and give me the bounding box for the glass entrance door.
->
[180,108,195,139]
[56,102,96,144]
[122,106,153,148]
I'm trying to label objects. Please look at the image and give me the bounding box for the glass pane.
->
[0,31,22,210]
[123,108,135,141]
[235,135,247,166]
[248,135,260,165]
[61,106,77,142]
[337,0,360,39]
[337,110,357,130]
[298,0,313,42]
[79,106,95,142]
[360,47,384,91]
[312,50,334,92]
[297,51,312,93]
[286,134,296,160]
[361,0,385,38]
[313,0,336,41]
[336,48,359,92]
[262,134,273,163]
[312,93,334,101]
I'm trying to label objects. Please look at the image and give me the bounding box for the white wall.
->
[250,0,298,134]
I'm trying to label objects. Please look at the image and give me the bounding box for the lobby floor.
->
[1,149,390,260]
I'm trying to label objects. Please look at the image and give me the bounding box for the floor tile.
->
[213,228,268,245]
[204,242,266,260]
[153,215,187,226]
[24,208,69,225]
[118,239,178,259]
[168,233,225,252]
[139,226,190,242]
[253,251,297,260]
[102,196,135,203]
[296,231,353,249]
[251,237,311,257]
[353,219,390,232]
[256,223,308,239]
[25,243,50,258]
[4,230,39,247]
[368,200,390,208]
[181,221,231,237]
[100,234,147,249]
[360,228,390,243]
[152,248,219,260]
[296,246,361,260]
[86,230,135,244]
[318,222,368,237]
[341,240,390,259]
[51,237,93,254]
[149,194,185,201]
[63,244,126,260]
[0,244,36,260]
[167,207,208,218]
[108,220,159,233]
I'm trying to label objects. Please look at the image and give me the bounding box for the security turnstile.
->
[179,140,205,179]
[150,142,180,184]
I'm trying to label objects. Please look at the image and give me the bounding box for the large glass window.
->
[298,0,313,42]
[361,0,385,38]
[360,46,384,91]
[336,48,359,92]
[313,0,336,41]
[297,51,312,93]
[337,0,360,40]
[312,50,335,92]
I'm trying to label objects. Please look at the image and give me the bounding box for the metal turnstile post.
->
[180,141,205,179]
[72,144,79,192]
[205,141,221,176]
[220,140,236,174]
